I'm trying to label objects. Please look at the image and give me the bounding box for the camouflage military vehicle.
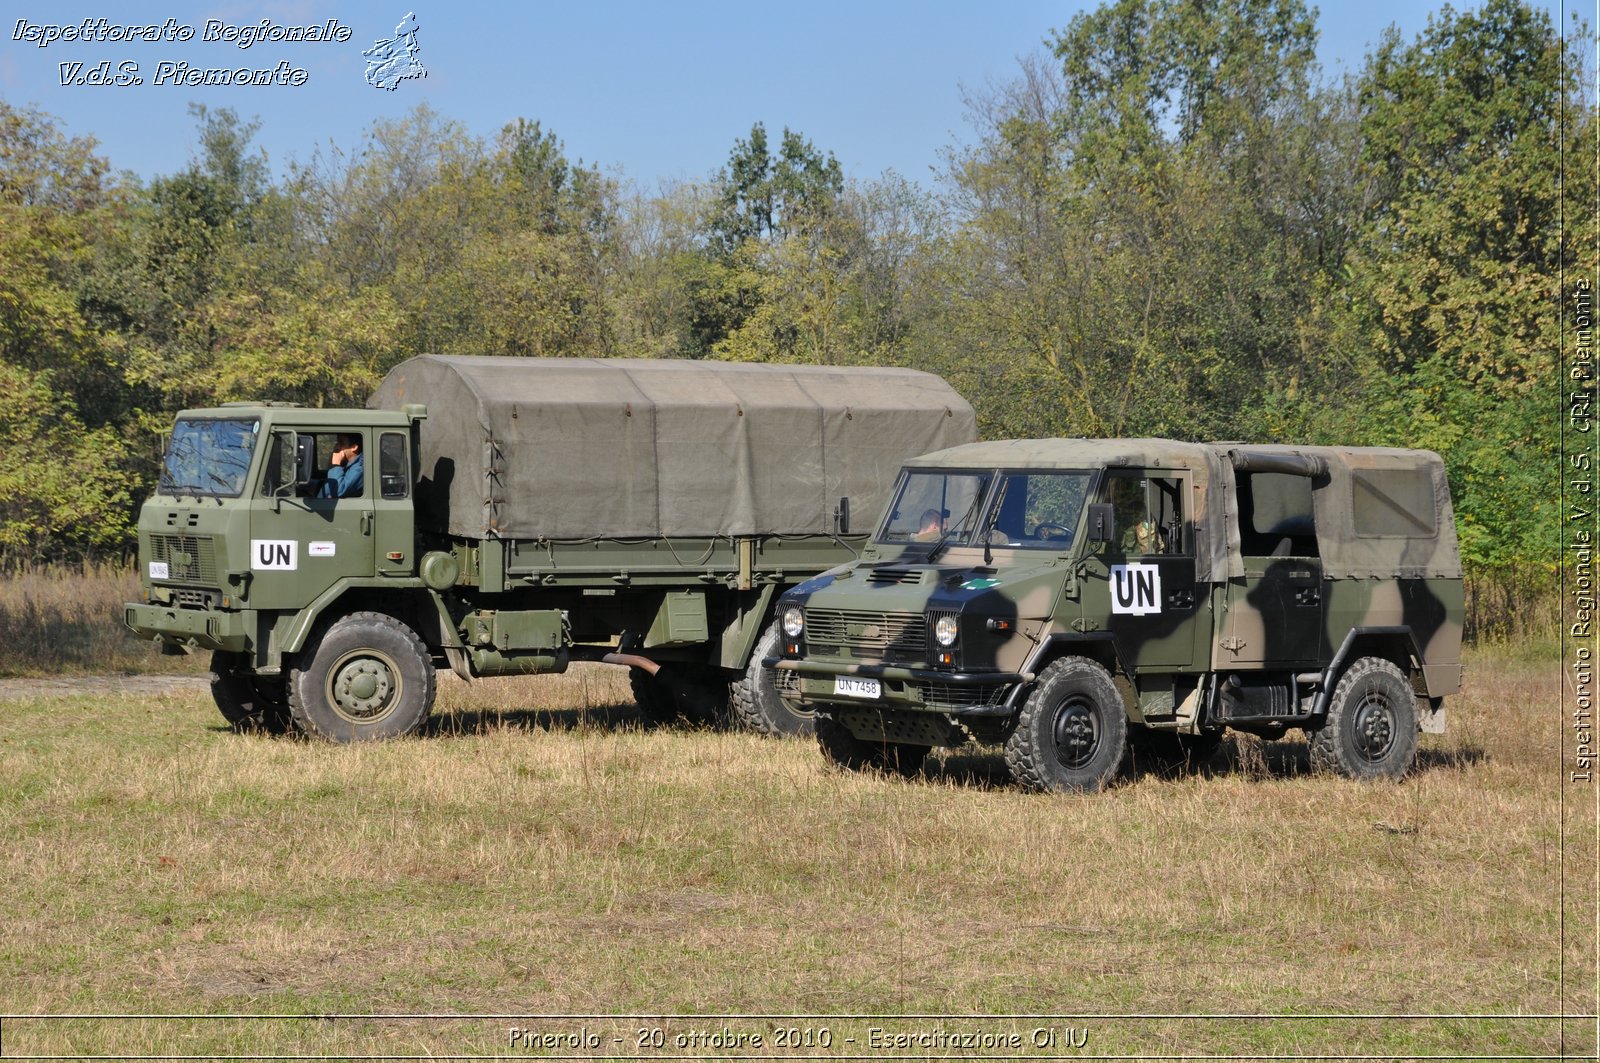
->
[769,439,1463,791]
[124,356,974,742]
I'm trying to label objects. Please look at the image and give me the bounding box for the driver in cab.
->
[320,434,364,498]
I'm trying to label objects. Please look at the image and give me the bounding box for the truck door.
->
[1081,470,1204,669]
[250,428,376,611]
[1216,471,1324,668]
[372,430,415,578]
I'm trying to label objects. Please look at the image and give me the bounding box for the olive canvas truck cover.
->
[368,355,977,540]
[774,437,1464,790]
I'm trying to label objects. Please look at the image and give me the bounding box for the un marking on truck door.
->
[252,539,297,571]
[1111,563,1162,615]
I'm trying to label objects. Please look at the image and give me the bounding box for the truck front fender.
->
[277,577,435,656]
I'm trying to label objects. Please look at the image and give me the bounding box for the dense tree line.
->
[0,0,1591,631]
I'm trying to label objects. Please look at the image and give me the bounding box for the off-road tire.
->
[1308,656,1419,781]
[631,664,731,726]
[731,621,813,737]
[1128,728,1223,778]
[287,612,435,743]
[815,715,927,777]
[209,650,292,735]
[1005,656,1128,793]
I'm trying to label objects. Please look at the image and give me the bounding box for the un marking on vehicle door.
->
[1111,563,1162,615]
[251,539,297,571]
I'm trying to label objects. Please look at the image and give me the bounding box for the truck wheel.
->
[630,665,729,726]
[731,622,813,737]
[287,612,436,743]
[1308,656,1419,781]
[209,651,292,735]
[1005,656,1128,793]
[815,715,927,777]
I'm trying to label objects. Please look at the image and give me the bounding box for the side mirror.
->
[295,434,317,487]
[1086,503,1115,543]
[834,496,851,535]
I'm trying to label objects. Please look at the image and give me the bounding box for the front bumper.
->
[765,656,1025,716]
[124,601,251,653]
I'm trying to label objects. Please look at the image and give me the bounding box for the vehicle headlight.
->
[782,607,804,639]
[934,615,959,647]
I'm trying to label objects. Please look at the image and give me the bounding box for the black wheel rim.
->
[1051,696,1100,769]
[1351,690,1396,762]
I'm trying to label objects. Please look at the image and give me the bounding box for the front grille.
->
[148,534,218,584]
[804,608,926,662]
[922,682,1010,712]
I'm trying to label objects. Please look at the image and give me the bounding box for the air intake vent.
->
[867,567,925,585]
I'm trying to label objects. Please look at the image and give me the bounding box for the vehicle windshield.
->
[160,417,260,498]
[983,471,1093,548]
[877,470,994,545]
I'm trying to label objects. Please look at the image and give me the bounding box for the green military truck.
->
[124,356,975,742]
[769,439,1464,791]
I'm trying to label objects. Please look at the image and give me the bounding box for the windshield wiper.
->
[925,487,988,564]
[981,477,1010,565]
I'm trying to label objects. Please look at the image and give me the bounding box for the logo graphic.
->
[1110,562,1162,616]
[363,12,425,91]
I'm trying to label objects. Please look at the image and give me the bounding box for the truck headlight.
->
[782,607,804,639]
[934,615,959,647]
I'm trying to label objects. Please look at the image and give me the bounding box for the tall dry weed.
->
[0,563,183,676]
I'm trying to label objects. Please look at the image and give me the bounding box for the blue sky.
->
[0,1,1586,188]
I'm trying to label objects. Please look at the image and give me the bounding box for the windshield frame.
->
[158,416,262,499]
[874,467,997,548]
[875,466,1105,553]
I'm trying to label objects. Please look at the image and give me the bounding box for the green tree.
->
[1308,0,1589,576]
[708,123,844,254]
[0,103,143,561]
[926,2,1348,441]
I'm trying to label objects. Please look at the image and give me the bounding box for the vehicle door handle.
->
[360,511,373,535]
[1294,587,1320,606]
[1167,589,1194,609]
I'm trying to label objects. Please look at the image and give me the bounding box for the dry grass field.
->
[1,640,1593,1059]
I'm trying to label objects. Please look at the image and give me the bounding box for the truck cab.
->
[125,403,429,737]
[771,439,1465,791]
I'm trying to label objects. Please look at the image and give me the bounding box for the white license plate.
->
[833,676,881,699]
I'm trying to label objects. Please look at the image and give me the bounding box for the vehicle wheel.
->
[1308,656,1419,781]
[1005,656,1128,793]
[815,715,927,777]
[631,664,730,726]
[731,622,814,736]
[287,612,435,743]
[1128,728,1223,777]
[209,651,292,735]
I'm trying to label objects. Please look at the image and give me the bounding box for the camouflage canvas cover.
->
[1224,445,1461,579]
[369,355,977,540]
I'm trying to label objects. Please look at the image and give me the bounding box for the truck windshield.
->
[878,470,994,545]
[160,417,260,498]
